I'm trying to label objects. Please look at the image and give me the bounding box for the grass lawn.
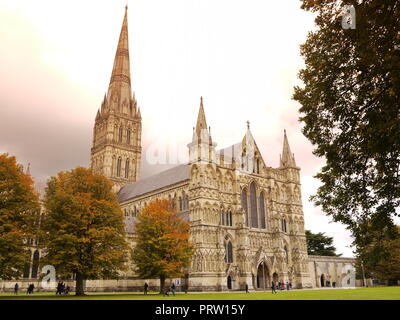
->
[0,287,399,300]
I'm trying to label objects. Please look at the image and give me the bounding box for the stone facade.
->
[308,256,356,288]
[118,97,313,291]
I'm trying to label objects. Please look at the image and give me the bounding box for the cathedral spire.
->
[91,6,142,192]
[280,129,296,168]
[107,7,132,104]
[195,96,210,143]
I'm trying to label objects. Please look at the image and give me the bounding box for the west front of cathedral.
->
[89,7,356,292]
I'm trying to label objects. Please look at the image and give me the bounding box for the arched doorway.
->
[227,276,232,290]
[320,274,325,287]
[257,263,269,290]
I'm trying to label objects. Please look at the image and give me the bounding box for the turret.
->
[188,97,217,164]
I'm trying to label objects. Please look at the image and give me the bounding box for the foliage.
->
[293,1,400,250]
[132,199,193,293]
[305,230,340,256]
[0,153,40,279]
[42,167,130,295]
[356,226,400,281]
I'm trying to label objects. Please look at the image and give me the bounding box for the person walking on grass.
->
[271,281,277,294]
[245,283,249,294]
[171,283,176,296]
[144,282,149,295]
[14,283,19,295]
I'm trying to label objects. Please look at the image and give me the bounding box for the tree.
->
[132,199,193,293]
[356,226,400,283]
[305,230,341,256]
[0,153,40,279]
[293,1,400,251]
[42,167,130,295]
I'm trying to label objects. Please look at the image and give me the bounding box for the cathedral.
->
[88,7,356,292]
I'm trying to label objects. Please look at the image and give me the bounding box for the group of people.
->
[144,282,186,296]
[325,280,336,287]
[271,281,292,293]
[14,283,35,295]
[56,281,70,295]
[163,283,177,296]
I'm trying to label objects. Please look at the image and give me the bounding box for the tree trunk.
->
[160,275,166,294]
[75,272,85,296]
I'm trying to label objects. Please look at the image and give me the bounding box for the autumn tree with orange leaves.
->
[0,153,40,280]
[132,199,193,293]
[42,167,130,295]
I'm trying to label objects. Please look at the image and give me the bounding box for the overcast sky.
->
[0,0,355,256]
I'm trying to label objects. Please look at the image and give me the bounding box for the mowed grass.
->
[0,287,399,300]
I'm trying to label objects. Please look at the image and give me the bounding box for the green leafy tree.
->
[132,199,193,293]
[42,167,130,295]
[293,1,400,252]
[305,230,340,256]
[0,153,40,279]
[356,226,400,283]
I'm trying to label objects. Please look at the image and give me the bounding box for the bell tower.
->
[91,6,142,192]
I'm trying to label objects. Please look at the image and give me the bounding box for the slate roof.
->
[118,164,190,203]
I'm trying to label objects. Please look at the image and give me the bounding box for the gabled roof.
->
[118,164,190,203]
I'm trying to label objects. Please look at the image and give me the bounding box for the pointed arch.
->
[117,157,122,177]
[250,182,258,228]
[118,126,123,143]
[224,236,234,264]
[241,187,248,226]
[126,128,131,145]
[125,159,130,178]
[259,191,266,229]
[31,250,40,279]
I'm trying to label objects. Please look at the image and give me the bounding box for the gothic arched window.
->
[250,182,258,228]
[31,250,40,279]
[281,218,287,232]
[127,129,131,145]
[23,262,30,279]
[225,241,233,263]
[125,159,130,179]
[119,127,123,143]
[241,188,248,226]
[117,157,122,177]
[259,192,266,229]
[182,191,187,210]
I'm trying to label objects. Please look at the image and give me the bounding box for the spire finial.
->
[280,129,296,168]
[107,5,132,99]
[247,120,250,129]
